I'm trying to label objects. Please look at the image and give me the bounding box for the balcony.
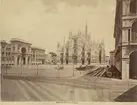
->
[128,41,137,45]
[122,13,137,20]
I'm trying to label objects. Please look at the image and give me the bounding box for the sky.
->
[0,0,116,55]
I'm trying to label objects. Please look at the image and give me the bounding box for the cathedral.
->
[57,23,106,65]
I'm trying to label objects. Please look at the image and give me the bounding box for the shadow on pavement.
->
[115,85,137,102]
[2,75,46,81]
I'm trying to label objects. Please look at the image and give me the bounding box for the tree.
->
[87,52,91,65]
[60,53,64,64]
[65,46,69,64]
[49,52,57,64]
[81,46,85,65]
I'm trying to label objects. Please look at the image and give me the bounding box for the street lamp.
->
[36,63,39,76]
[72,56,75,76]
[20,56,23,75]
[4,56,7,74]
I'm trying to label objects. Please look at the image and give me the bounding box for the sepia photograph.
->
[0,0,137,102]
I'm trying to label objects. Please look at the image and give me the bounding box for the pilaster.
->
[25,56,28,65]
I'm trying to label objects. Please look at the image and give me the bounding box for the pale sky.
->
[0,0,116,55]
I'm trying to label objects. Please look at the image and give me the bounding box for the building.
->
[1,38,46,66]
[114,0,137,80]
[1,40,14,65]
[57,23,106,65]
[109,50,115,66]
[31,47,46,65]
[105,56,110,64]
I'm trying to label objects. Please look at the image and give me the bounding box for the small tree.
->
[60,53,64,65]
[65,47,69,64]
[49,52,57,64]
[87,52,91,65]
[81,46,85,65]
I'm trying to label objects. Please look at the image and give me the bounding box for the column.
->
[122,29,128,43]
[122,59,129,80]
[29,57,30,64]
[19,56,21,65]
[123,0,130,15]
[126,59,130,79]
[130,28,132,41]
[15,44,18,52]
[14,56,17,65]
[25,56,28,65]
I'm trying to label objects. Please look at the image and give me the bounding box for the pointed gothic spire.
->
[85,20,88,35]
[57,42,60,50]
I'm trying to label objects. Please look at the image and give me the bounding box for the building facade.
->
[109,50,115,66]
[1,40,14,65]
[31,47,46,65]
[57,23,106,65]
[114,0,137,80]
[1,38,46,66]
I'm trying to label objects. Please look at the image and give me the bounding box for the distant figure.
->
[82,59,85,65]
[60,58,63,65]
[87,58,91,65]
[66,59,68,65]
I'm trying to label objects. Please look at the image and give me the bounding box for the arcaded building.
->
[1,40,14,65]
[114,0,137,80]
[1,38,46,65]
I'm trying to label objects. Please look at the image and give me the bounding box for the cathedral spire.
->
[85,20,88,35]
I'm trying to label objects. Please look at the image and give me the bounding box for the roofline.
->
[10,38,32,45]
[110,50,115,53]
[31,47,45,51]
[0,40,7,44]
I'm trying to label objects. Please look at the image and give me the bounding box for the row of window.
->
[2,52,11,55]
[128,21,137,42]
[1,58,14,61]
[31,54,45,57]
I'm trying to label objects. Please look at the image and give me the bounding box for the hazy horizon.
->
[0,0,116,55]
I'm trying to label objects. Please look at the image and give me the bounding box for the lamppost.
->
[4,56,7,74]
[20,56,23,75]
[36,63,39,76]
[72,54,75,76]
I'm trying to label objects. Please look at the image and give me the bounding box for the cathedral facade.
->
[57,24,106,65]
